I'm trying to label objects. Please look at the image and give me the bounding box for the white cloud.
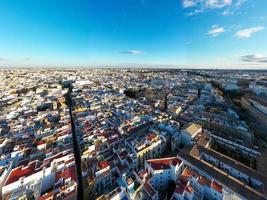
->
[183,0,197,8]
[221,8,233,15]
[205,0,232,8]
[235,26,265,38]
[221,0,246,16]
[182,0,246,16]
[120,50,144,55]
[235,0,246,7]
[182,0,232,9]
[186,8,204,16]
[240,54,267,63]
[207,25,225,37]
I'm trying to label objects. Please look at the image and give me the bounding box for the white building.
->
[145,157,184,192]
[181,123,202,145]
[249,83,267,95]
[2,153,76,199]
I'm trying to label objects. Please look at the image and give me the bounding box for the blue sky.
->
[0,0,266,68]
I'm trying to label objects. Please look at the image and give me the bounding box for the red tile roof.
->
[64,165,77,181]
[138,169,147,179]
[180,168,193,183]
[211,180,223,193]
[147,157,182,171]
[185,184,193,194]
[5,161,38,185]
[147,133,157,141]
[99,160,109,169]
[198,176,210,186]
[37,140,46,145]
[55,165,77,183]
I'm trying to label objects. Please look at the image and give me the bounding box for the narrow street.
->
[66,86,84,200]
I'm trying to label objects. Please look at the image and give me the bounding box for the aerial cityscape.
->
[0,1,267,200]
[0,69,266,200]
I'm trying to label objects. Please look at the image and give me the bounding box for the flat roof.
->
[182,123,202,136]
[147,157,182,171]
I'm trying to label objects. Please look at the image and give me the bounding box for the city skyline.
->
[1,68,267,200]
[0,0,267,69]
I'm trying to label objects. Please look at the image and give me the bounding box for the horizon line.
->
[1,65,267,71]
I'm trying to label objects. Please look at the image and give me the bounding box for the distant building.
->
[249,82,267,95]
[222,81,239,91]
[241,96,267,132]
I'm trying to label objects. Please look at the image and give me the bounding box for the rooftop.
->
[5,160,39,185]
[147,157,182,171]
[182,123,202,136]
